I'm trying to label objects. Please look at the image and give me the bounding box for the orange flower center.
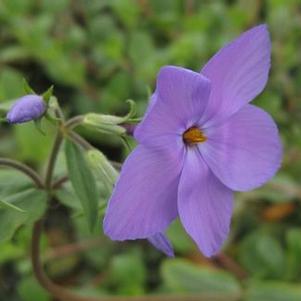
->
[183,126,207,145]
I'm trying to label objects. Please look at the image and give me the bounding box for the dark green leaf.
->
[0,188,47,242]
[18,276,50,301]
[55,183,82,210]
[108,251,146,295]
[161,259,241,300]
[245,281,301,301]
[65,140,98,232]
[0,169,32,198]
[239,231,285,279]
[285,229,301,280]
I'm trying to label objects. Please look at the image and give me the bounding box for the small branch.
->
[44,237,103,261]
[185,0,195,16]
[68,131,93,150]
[110,161,122,170]
[65,115,84,130]
[0,158,43,188]
[52,175,68,189]
[32,220,239,301]
[32,220,85,301]
[213,253,247,280]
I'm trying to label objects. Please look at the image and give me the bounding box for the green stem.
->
[65,115,84,130]
[0,158,43,188]
[68,131,93,150]
[45,130,64,190]
[52,175,68,189]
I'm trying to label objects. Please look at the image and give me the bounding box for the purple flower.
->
[7,95,46,124]
[148,233,174,257]
[103,25,282,257]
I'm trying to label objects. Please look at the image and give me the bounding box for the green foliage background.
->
[0,0,300,300]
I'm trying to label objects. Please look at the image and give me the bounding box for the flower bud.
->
[85,149,119,194]
[82,100,137,136]
[6,95,46,124]
[83,113,127,136]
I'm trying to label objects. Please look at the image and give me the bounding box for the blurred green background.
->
[0,0,301,300]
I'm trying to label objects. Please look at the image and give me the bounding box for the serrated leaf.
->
[161,259,241,300]
[65,140,98,232]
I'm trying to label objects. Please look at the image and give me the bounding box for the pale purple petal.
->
[148,233,174,257]
[103,145,184,240]
[7,95,46,124]
[200,24,271,127]
[200,104,282,191]
[177,148,233,257]
[135,66,211,149]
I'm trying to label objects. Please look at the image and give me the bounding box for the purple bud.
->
[6,95,46,124]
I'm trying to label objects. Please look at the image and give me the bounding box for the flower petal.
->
[201,104,282,191]
[103,145,184,240]
[178,148,233,257]
[135,66,211,148]
[200,24,271,127]
[148,233,174,257]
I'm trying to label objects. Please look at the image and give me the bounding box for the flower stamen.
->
[183,126,207,145]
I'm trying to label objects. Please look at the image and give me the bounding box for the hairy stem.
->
[0,158,43,188]
[68,131,93,150]
[45,131,64,190]
[52,175,68,189]
[65,115,84,130]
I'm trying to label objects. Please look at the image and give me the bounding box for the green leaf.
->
[0,99,16,114]
[65,140,99,232]
[34,119,46,136]
[161,259,241,300]
[285,228,301,280]
[238,231,285,279]
[108,250,146,295]
[110,0,140,29]
[55,183,82,210]
[18,276,50,301]
[0,169,32,198]
[42,85,54,102]
[14,120,54,164]
[85,149,118,195]
[0,199,25,212]
[245,281,301,301]
[22,78,35,94]
[167,219,195,254]
[83,100,136,136]
[0,67,24,99]
[0,188,47,242]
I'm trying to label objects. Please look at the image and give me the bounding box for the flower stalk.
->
[0,158,43,188]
